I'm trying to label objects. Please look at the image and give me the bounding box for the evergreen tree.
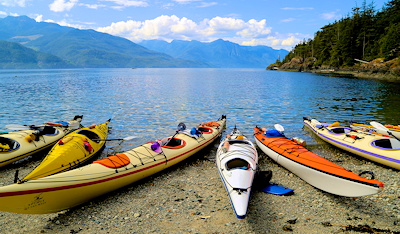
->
[280,0,399,68]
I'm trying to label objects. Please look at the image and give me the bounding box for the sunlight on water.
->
[1,68,399,152]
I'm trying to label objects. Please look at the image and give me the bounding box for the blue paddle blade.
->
[261,183,294,195]
[178,122,186,131]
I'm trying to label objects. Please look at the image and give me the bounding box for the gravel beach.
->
[0,134,399,234]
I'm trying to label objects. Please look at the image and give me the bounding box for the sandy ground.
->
[0,137,399,234]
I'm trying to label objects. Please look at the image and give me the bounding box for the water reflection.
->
[0,68,399,151]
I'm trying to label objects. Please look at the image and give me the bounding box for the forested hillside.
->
[0,40,71,69]
[273,0,400,79]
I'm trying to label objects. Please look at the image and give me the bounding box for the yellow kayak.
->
[0,116,83,168]
[22,120,111,181]
[0,115,226,214]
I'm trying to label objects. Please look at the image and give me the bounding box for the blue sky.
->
[0,0,388,50]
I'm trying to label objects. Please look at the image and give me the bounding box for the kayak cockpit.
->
[77,130,101,143]
[163,138,186,149]
[39,126,59,136]
[226,158,250,170]
[371,138,400,150]
[329,127,352,135]
[0,137,20,152]
[228,140,251,145]
[198,126,213,134]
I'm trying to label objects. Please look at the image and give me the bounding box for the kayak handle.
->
[359,171,375,180]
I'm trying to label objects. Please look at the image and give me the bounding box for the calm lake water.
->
[1,68,400,153]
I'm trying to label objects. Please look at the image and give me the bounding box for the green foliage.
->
[0,40,71,68]
[283,0,400,67]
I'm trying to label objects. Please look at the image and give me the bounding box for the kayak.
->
[22,120,111,181]
[254,126,384,197]
[350,122,400,139]
[0,116,83,168]
[303,117,400,170]
[0,115,226,214]
[216,127,258,219]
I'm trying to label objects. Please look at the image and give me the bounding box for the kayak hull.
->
[216,128,258,219]
[254,127,384,197]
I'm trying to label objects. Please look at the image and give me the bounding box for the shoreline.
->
[274,68,400,83]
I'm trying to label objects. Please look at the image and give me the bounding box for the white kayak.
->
[216,127,258,219]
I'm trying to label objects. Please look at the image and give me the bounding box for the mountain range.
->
[139,39,288,68]
[0,16,288,69]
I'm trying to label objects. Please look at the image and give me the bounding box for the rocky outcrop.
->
[268,57,400,82]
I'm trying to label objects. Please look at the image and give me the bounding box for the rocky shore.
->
[0,137,399,234]
[268,57,400,83]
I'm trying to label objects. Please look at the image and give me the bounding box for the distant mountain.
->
[0,16,208,68]
[0,15,288,69]
[139,39,289,68]
[0,40,71,69]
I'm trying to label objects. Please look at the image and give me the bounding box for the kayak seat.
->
[371,138,400,150]
[77,130,100,143]
[94,153,130,168]
[226,158,249,170]
[0,137,20,152]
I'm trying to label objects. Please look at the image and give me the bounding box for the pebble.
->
[0,143,398,233]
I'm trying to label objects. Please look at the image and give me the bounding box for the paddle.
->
[274,124,285,133]
[165,122,186,146]
[5,124,34,130]
[254,170,294,196]
[6,121,81,131]
[262,183,294,195]
[370,121,400,141]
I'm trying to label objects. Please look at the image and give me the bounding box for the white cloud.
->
[1,0,29,7]
[198,2,217,8]
[282,36,298,46]
[281,18,295,23]
[97,15,305,50]
[162,3,174,9]
[281,7,314,10]
[49,0,79,12]
[35,14,43,22]
[101,0,149,7]
[236,19,271,38]
[321,10,341,20]
[80,3,106,9]
[172,0,201,4]
[237,35,301,50]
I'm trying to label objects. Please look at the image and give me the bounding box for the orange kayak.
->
[254,127,384,197]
